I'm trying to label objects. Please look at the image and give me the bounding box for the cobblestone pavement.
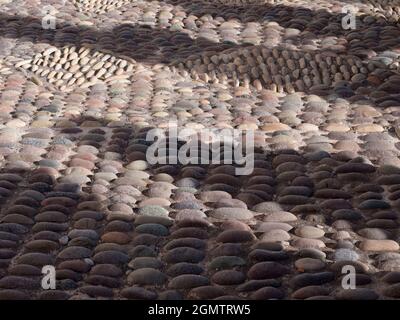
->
[1,0,400,300]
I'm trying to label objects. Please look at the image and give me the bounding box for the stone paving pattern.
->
[1,0,400,300]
